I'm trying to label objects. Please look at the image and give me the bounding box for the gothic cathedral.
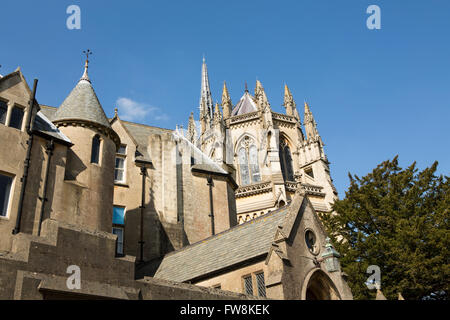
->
[186,59,338,224]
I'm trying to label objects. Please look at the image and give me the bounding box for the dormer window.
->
[9,105,24,130]
[91,135,101,164]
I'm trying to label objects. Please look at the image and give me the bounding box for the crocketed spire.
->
[199,56,213,120]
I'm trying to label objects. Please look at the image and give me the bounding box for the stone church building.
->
[0,57,352,300]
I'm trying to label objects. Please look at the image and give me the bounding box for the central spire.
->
[199,56,213,119]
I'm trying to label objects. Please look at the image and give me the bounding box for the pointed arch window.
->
[238,147,250,186]
[237,136,261,186]
[279,138,294,181]
[249,145,261,183]
[91,135,101,164]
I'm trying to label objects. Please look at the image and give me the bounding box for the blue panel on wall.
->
[113,206,125,225]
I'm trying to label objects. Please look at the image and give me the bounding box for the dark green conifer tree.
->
[320,157,449,300]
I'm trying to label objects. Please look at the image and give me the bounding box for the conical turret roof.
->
[53,60,111,129]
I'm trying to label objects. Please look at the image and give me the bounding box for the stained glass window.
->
[279,139,294,181]
[238,137,261,186]
[238,147,250,186]
[249,145,261,183]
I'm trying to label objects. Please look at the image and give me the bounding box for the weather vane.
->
[83,49,92,62]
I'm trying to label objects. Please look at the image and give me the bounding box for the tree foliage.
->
[320,157,449,300]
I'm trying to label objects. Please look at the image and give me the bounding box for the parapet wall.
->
[0,218,258,300]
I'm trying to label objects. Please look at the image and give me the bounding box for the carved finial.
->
[114,108,118,118]
[222,81,232,119]
[245,81,248,92]
[283,84,295,116]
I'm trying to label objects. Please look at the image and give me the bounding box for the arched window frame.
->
[236,136,261,186]
[91,134,101,164]
[279,137,294,182]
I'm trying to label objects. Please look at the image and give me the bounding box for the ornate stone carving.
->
[229,111,260,126]
[235,181,272,198]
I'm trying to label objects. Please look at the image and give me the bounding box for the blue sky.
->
[1,0,448,195]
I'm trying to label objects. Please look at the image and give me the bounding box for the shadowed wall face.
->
[53,125,115,233]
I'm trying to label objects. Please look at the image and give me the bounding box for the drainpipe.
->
[138,166,147,263]
[207,176,215,236]
[37,138,54,236]
[13,79,38,235]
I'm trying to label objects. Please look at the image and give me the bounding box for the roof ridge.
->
[122,120,172,131]
[161,205,288,258]
[40,105,57,110]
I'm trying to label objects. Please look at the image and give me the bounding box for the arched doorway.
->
[303,269,341,300]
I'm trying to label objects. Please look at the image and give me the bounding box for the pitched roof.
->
[39,105,58,120]
[153,206,289,283]
[173,130,228,175]
[0,70,70,145]
[121,120,172,163]
[231,91,258,116]
[52,77,111,129]
[33,111,72,144]
[191,163,228,175]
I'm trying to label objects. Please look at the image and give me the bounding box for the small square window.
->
[0,173,13,217]
[9,106,24,130]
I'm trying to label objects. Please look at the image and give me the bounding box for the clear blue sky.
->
[1,0,448,196]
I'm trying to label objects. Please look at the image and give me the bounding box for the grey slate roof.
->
[191,163,228,175]
[153,207,288,282]
[39,105,57,120]
[0,71,70,145]
[52,79,111,128]
[173,130,228,175]
[231,91,258,116]
[33,111,72,144]
[121,120,172,163]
